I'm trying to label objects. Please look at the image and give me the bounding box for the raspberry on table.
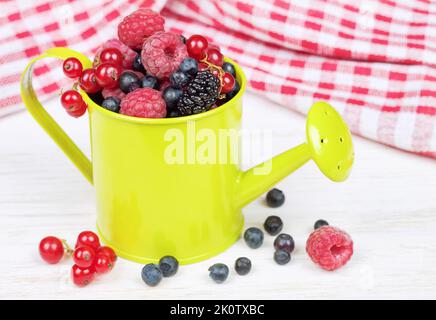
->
[118,9,165,50]
[120,88,166,118]
[176,71,220,115]
[306,226,353,271]
[141,32,188,79]
[94,39,137,70]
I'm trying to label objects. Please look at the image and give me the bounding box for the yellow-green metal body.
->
[20,47,354,264]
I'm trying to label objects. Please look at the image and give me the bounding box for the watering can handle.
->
[20,47,94,184]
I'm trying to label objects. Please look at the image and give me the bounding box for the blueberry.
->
[132,53,146,74]
[274,249,291,265]
[244,227,264,249]
[141,264,162,287]
[170,71,190,88]
[234,257,251,276]
[159,256,179,277]
[162,87,183,110]
[314,219,329,230]
[226,80,240,101]
[222,62,236,78]
[88,91,104,105]
[167,110,181,118]
[101,97,121,113]
[274,233,295,253]
[119,71,141,93]
[141,75,159,90]
[263,215,283,236]
[266,188,285,208]
[208,263,229,283]
[179,58,198,77]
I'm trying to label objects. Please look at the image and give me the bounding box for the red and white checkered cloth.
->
[1,0,436,158]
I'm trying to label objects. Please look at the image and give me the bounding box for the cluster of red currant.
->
[186,35,236,95]
[39,231,117,287]
[60,48,125,118]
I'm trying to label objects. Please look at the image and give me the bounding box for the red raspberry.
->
[141,32,188,79]
[120,88,166,118]
[306,226,353,271]
[94,39,137,70]
[117,9,165,50]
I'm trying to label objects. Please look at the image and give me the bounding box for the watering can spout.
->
[236,101,354,208]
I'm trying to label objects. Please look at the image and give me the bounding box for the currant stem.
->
[62,239,74,257]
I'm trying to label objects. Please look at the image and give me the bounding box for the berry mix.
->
[60,9,240,119]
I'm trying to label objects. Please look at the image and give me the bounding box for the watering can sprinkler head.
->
[236,101,354,207]
[306,101,354,182]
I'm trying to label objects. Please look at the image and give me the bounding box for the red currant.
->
[186,35,208,60]
[95,62,122,89]
[62,57,83,79]
[60,90,87,118]
[208,43,221,52]
[206,48,223,66]
[79,68,101,93]
[39,236,64,264]
[99,48,123,67]
[71,264,96,287]
[94,252,114,274]
[76,231,100,250]
[221,72,236,94]
[66,104,87,118]
[73,245,96,268]
[97,246,117,263]
[198,62,209,71]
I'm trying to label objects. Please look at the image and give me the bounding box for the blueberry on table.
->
[209,263,229,283]
[266,188,285,208]
[141,264,162,287]
[179,58,198,77]
[314,219,329,230]
[119,71,141,93]
[274,233,295,253]
[244,227,264,249]
[163,87,183,110]
[141,75,159,90]
[170,70,190,88]
[101,97,121,113]
[235,257,252,275]
[274,249,291,265]
[159,256,179,277]
[263,215,283,236]
[222,62,236,78]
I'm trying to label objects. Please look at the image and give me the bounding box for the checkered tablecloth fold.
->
[1,0,435,158]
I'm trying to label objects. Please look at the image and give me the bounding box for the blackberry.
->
[176,71,220,115]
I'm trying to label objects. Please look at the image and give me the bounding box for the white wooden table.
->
[1,92,435,299]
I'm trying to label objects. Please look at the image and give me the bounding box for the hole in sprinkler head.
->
[337,164,341,170]
[339,137,343,143]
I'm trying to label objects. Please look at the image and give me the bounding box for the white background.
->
[1,92,436,299]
